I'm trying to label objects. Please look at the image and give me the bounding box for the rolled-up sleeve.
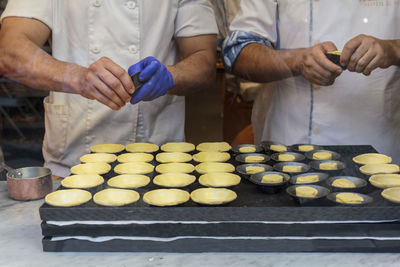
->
[222,0,278,73]
[0,0,53,29]
[175,0,218,37]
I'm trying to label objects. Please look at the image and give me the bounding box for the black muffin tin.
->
[40,145,400,252]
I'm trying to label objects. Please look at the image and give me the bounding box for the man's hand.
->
[128,56,174,104]
[78,57,134,110]
[298,42,343,86]
[341,34,396,76]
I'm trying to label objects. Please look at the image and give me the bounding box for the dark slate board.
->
[42,237,400,253]
[39,145,400,222]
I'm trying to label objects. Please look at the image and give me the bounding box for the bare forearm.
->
[0,35,84,94]
[167,49,216,96]
[387,40,400,67]
[232,43,304,83]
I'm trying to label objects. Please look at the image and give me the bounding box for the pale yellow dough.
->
[278,154,296,161]
[107,174,150,188]
[360,164,400,175]
[190,188,237,205]
[319,162,338,170]
[282,165,302,173]
[45,189,92,207]
[117,153,154,163]
[245,155,265,163]
[332,178,356,188]
[196,142,231,152]
[125,143,159,153]
[369,174,400,189]
[61,174,104,189]
[239,146,256,153]
[143,189,190,206]
[153,173,196,187]
[114,162,154,175]
[80,153,117,163]
[353,153,392,165]
[381,187,400,203]
[296,175,319,184]
[199,173,241,187]
[71,162,111,175]
[336,193,363,204]
[295,186,318,198]
[313,152,332,160]
[298,145,315,152]
[245,166,265,174]
[270,144,287,152]
[93,188,139,206]
[156,152,192,163]
[261,174,283,183]
[156,163,194,174]
[90,144,125,153]
[193,152,230,163]
[161,142,195,153]
[195,162,235,174]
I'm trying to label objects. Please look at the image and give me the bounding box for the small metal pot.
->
[5,166,52,201]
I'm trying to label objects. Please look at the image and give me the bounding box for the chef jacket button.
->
[93,0,102,7]
[128,45,138,54]
[90,44,101,54]
[126,1,137,9]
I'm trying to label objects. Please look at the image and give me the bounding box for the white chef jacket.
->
[227,0,400,161]
[1,0,217,177]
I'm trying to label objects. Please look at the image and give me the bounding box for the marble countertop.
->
[1,181,400,267]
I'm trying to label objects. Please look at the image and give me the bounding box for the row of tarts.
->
[44,141,400,207]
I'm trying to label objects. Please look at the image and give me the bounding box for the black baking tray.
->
[39,145,400,222]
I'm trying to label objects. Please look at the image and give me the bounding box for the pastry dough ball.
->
[295,186,318,198]
[353,153,392,165]
[71,162,111,175]
[298,145,315,152]
[360,164,400,175]
[313,152,332,160]
[332,178,356,188]
[369,174,400,189]
[93,188,139,206]
[143,189,190,206]
[296,175,319,184]
[45,189,92,207]
[90,144,125,153]
[191,188,237,205]
[282,165,302,173]
[336,193,363,204]
[270,144,287,152]
[161,142,195,153]
[153,173,196,187]
[107,174,150,188]
[114,162,154,175]
[193,152,230,163]
[245,166,266,174]
[261,174,283,183]
[156,152,193,163]
[199,172,241,187]
[156,163,194,174]
[125,143,159,153]
[195,162,235,174]
[239,146,256,153]
[278,154,296,161]
[80,153,117,163]
[245,155,265,163]
[117,153,154,163]
[196,142,231,152]
[61,174,104,189]
[319,162,338,170]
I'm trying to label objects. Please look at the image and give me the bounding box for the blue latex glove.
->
[128,56,174,104]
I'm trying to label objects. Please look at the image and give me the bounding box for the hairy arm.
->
[167,34,217,95]
[0,17,134,110]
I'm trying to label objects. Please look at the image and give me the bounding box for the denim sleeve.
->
[222,30,273,73]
